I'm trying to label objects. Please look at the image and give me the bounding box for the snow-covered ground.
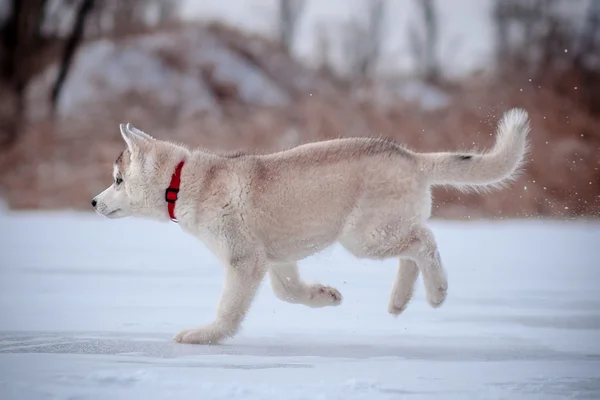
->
[1,209,599,399]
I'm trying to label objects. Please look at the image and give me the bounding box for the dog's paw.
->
[388,295,412,317]
[174,328,196,344]
[426,281,448,308]
[174,327,221,345]
[307,284,343,307]
[388,303,407,316]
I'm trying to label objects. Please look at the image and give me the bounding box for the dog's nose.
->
[91,199,97,208]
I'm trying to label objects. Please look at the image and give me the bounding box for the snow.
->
[360,79,452,111]
[27,27,292,119]
[393,80,451,110]
[1,209,599,399]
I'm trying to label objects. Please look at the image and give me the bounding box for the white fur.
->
[417,108,531,192]
[92,109,531,344]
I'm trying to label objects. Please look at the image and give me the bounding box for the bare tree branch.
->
[409,0,440,83]
[50,0,94,111]
[278,0,305,53]
[0,0,180,146]
[342,0,386,80]
[0,0,48,146]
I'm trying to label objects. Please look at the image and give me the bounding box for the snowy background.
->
[1,0,600,399]
[2,0,599,217]
[179,0,592,78]
[180,0,499,78]
[1,206,599,399]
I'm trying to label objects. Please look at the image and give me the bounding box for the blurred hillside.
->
[0,0,599,219]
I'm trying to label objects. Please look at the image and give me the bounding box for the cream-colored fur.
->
[92,108,531,344]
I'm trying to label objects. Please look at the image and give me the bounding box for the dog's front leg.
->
[174,254,267,345]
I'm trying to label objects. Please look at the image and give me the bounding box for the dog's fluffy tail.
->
[416,108,531,191]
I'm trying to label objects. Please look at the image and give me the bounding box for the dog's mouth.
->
[104,209,123,219]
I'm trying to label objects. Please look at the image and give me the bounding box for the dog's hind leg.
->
[388,259,420,316]
[269,262,342,307]
[342,223,447,312]
[400,226,448,308]
[174,253,267,345]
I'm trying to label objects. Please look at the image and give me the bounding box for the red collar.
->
[165,161,184,222]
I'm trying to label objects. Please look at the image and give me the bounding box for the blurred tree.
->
[51,0,94,111]
[342,0,386,80]
[278,0,305,53]
[0,0,94,146]
[0,0,180,147]
[408,0,440,84]
[493,0,600,115]
[87,0,179,38]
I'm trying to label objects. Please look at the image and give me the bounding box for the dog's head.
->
[92,123,176,221]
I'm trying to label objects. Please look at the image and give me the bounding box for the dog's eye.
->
[115,177,123,185]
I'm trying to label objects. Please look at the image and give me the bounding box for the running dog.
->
[92,108,531,344]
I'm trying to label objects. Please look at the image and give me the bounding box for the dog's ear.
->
[120,123,149,153]
[126,123,156,141]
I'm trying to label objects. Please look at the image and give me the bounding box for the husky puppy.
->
[92,108,531,344]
